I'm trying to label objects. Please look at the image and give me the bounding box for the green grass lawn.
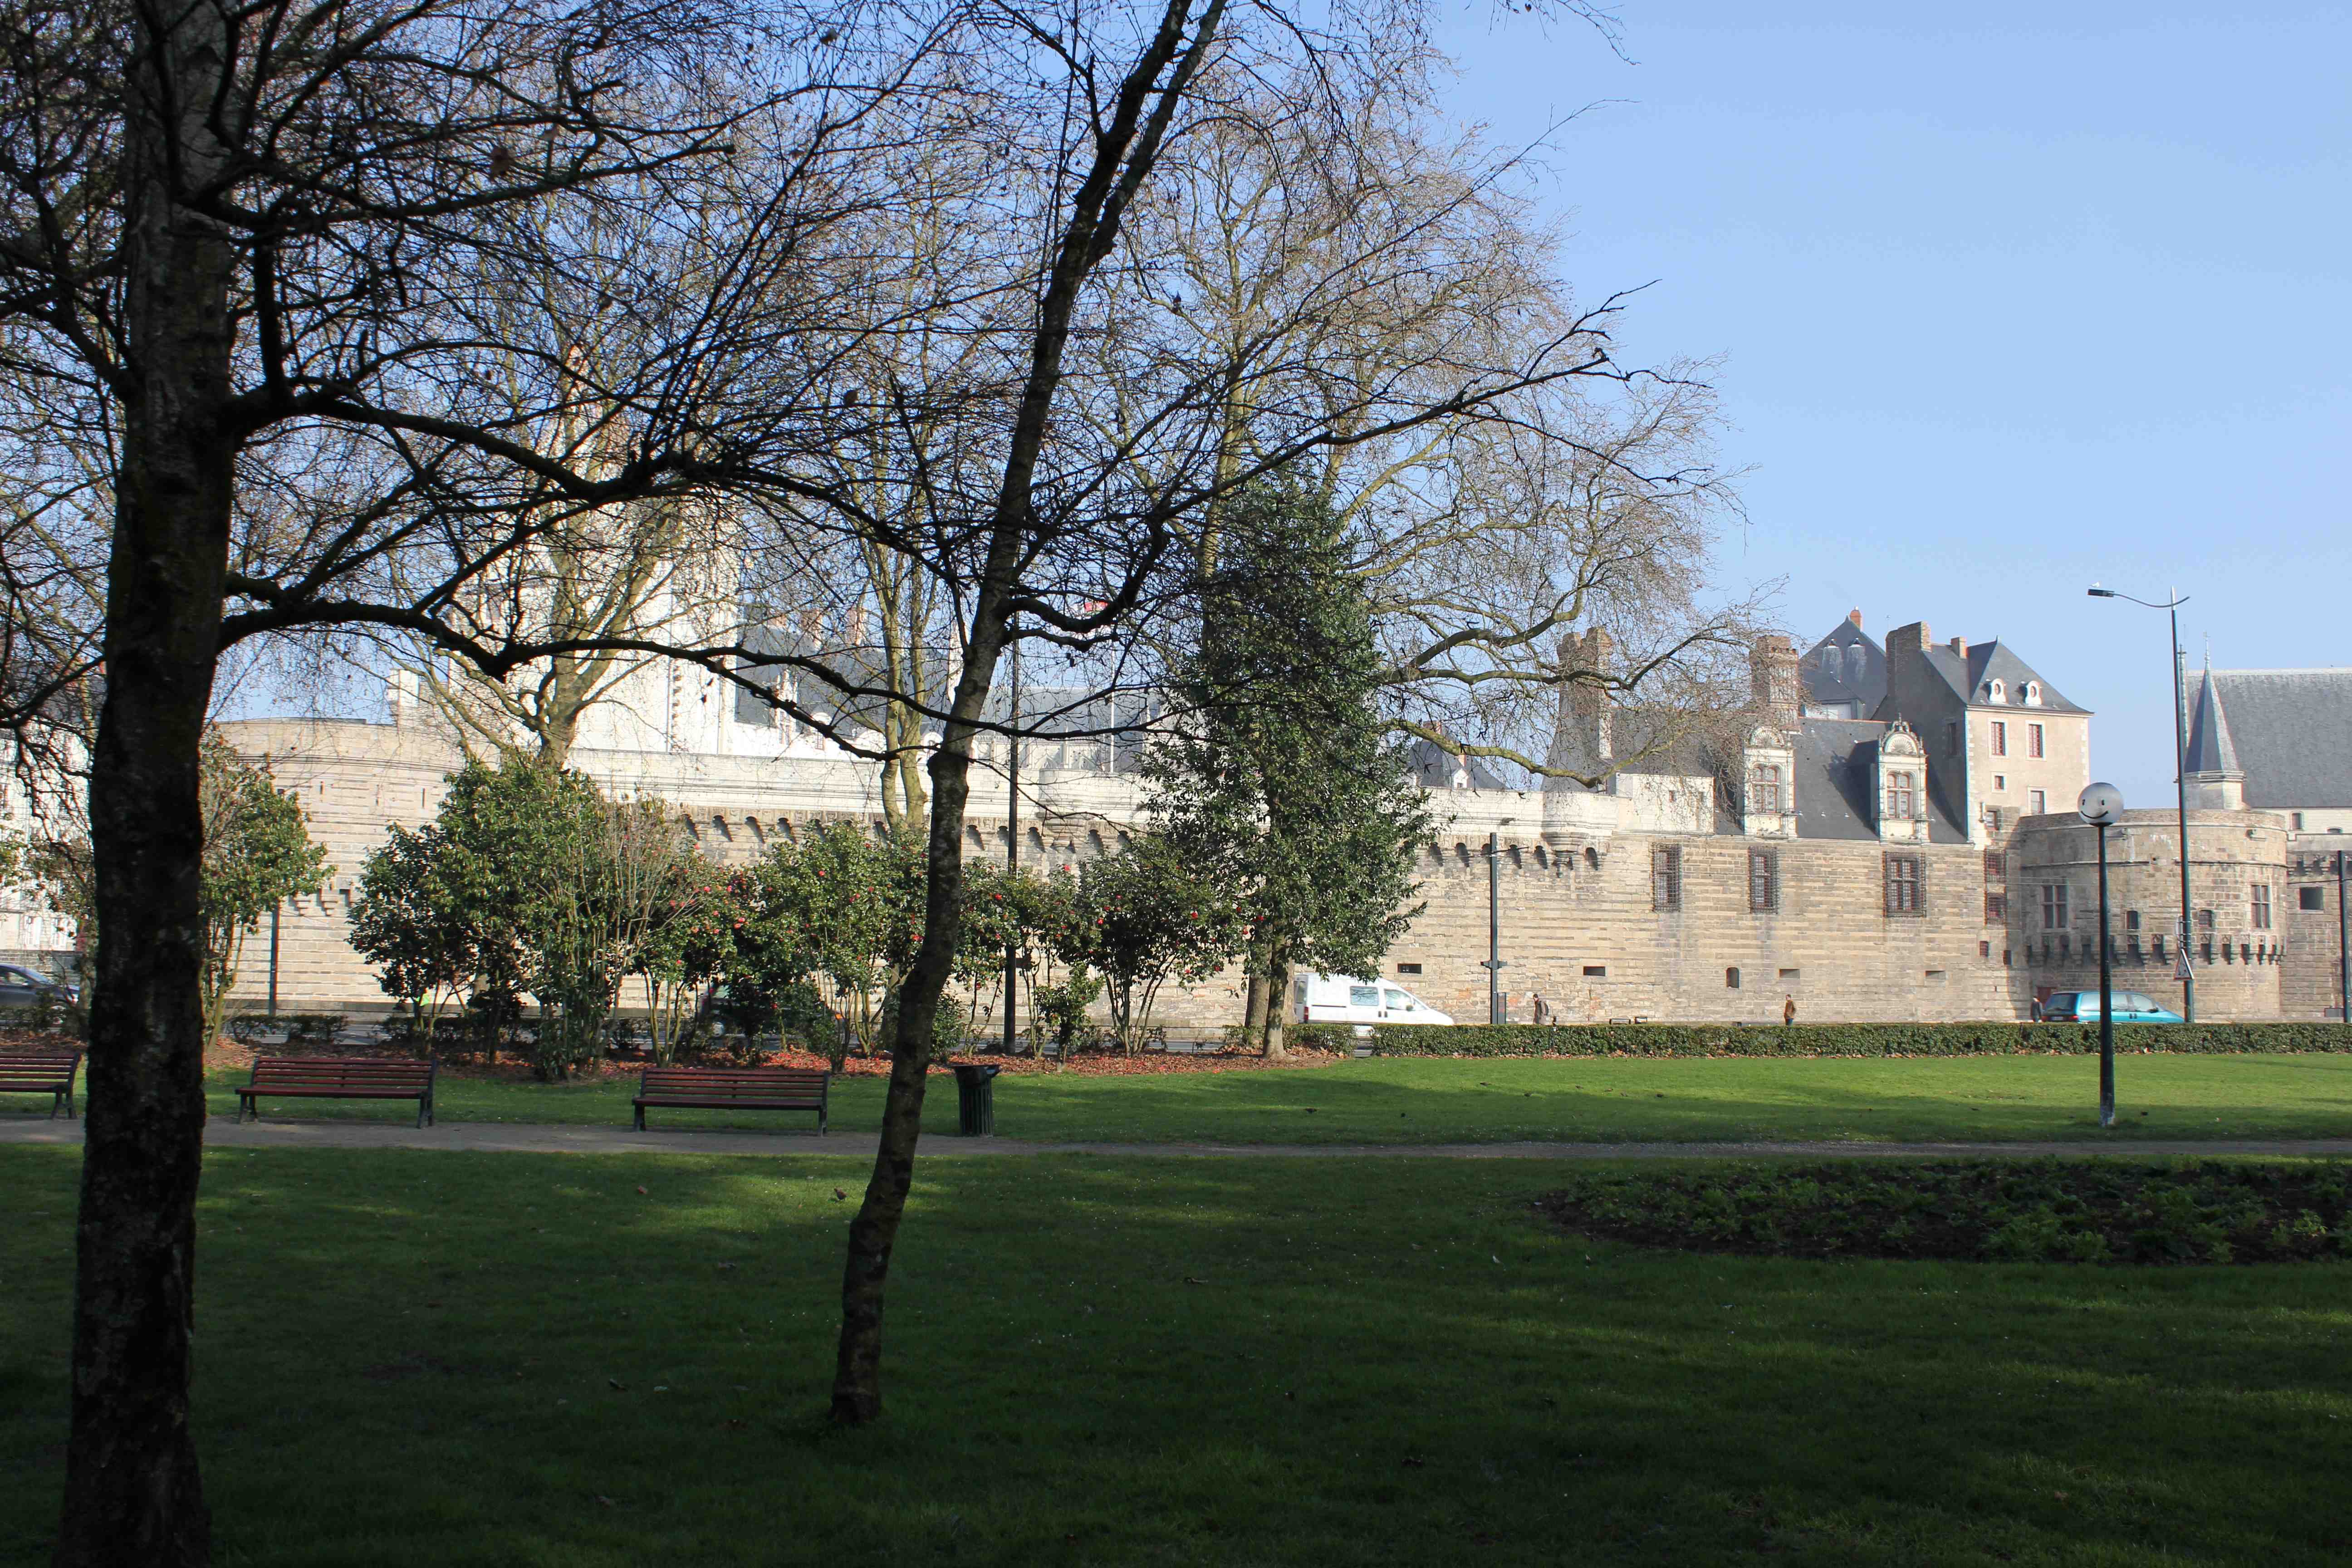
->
[4,1145,2349,1565]
[90,1051,2352,1144]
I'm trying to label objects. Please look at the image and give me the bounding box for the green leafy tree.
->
[1148,480,1430,1055]
[352,760,716,1077]
[1060,837,1240,1054]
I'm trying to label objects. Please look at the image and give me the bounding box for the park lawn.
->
[2,1146,2348,1567]
[137,1049,2352,1144]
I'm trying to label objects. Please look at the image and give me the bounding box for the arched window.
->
[1987,678,2005,703]
[1750,764,1784,813]
[2023,682,2042,706]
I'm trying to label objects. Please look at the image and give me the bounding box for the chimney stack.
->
[1949,636,1969,657]
[1751,634,1802,732]
[1847,608,1863,630]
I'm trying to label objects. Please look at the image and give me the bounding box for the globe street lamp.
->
[2078,781,2125,1128]
[2087,586,2195,1021]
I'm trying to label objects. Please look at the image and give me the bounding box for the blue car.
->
[2038,990,2184,1024]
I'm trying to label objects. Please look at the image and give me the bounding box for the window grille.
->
[1748,849,1778,912]
[1886,771,1916,821]
[1651,847,1681,911]
[2029,723,2045,758]
[1984,890,2006,924]
[1884,853,1924,916]
[1991,720,2007,756]
[2040,883,2068,930]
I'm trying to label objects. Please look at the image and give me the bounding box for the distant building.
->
[1798,609,1885,719]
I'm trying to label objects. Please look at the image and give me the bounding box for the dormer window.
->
[2023,681,2042,706]
[1750,764,1783,813]
[1987,678,2005,703]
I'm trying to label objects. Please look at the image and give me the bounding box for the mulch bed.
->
[1537,1160,2352,1266]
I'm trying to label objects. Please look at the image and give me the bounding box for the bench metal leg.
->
[633,1106,645,1130]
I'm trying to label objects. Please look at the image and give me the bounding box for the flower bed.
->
[1538,1160,2352,1265]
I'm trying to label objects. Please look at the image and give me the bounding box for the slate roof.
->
[2183,663,2242,776]
[1919,639,2089,714]
[1792,717,1970,844]
[1408,739,1509,791]
[1800,619,1886,713]
[2210,669,2352,809]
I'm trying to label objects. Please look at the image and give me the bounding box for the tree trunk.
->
[829,607,1006,1423]
[1264,961,1290,1058]
[1240,969,1268,1053]
[55,15,237,1564]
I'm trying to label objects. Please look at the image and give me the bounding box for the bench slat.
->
[0,1051,82,1118]
[633,1066,828,1132]
[240,1055,435,1127]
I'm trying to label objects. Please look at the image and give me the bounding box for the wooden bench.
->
[0,1049,83,1118]
[633,1066,828,1132]
[237,1056,436,1127]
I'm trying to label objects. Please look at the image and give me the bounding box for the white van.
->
[1295,973,1454,1027]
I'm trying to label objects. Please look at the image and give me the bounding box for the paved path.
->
[5,1117,2352,1161]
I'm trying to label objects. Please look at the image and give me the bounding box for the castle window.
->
[1651,847,1682,911]
[2303,886,2327,911]
[1984,889,2006,925]
[1725,967,1741,989]
[1991,720,2007,756]
[2024,682,2043,706]
[2252,886,2273,930]
[2196,907,2215,931]
[1397,962,1422,975]
[1885,771,1916,821]
[1984,849,2005,882]
[1583,965,1607,978]
[1989,679,2006,703]
[1748,849,1779,913]
[1884,853,1924,916]
[2028,723,2045,758]
[2291,812,2304,830]
[1945,721,1959,755]
[1749,764,1783,813]
[2127,909,2141,931]
[2041,883,2068,930]
[2029,789,2046,815]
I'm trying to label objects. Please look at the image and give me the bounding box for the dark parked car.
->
[0,964,78,1008]
[2038,990,2184,1024]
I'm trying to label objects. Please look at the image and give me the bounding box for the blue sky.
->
[1434,2,2351,805]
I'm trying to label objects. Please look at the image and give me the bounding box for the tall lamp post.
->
[2079,782,2125,1127]
[1482,818,1515,1024]
[1001,628,1021,1057]
[2087,586,2195,1022]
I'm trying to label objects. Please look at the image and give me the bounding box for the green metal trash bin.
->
[952,1062,1000,1136]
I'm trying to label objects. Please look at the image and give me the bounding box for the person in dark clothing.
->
[1782,995,1796,1026]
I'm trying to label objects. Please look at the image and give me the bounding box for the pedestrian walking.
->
[1782,994,1797,1027]
[1531,992,1551,1025]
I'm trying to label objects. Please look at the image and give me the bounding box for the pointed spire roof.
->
[2184,659,2242,776]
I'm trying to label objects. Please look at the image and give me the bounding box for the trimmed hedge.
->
[1367,1020,2352,1059]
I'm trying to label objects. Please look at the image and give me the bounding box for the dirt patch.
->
[1536,1160,2352,1265]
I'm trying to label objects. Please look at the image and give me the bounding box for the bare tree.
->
[0,3,943,1558]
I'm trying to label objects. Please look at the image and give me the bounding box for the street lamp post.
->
[2336,850,2350,1024]
[1002,629,1021,1057]
[2079,782,2125,1127]
[1482,820,1514,1024]
[2087,587,2195,1022]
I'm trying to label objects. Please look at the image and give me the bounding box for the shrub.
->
[1367,1020,2352,1058]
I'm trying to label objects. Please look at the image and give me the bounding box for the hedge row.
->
[1363,1020,2352,1059]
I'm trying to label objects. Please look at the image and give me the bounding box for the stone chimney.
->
[1750,634,1801,733]
[1948,636,1968,657]
[1884,621,1931,698]
[1847,608,1863,630]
